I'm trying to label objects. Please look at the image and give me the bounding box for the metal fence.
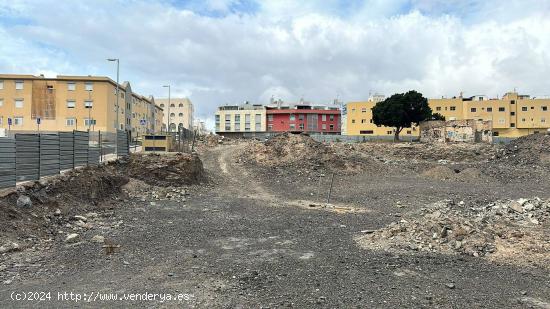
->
[0,130,130,189]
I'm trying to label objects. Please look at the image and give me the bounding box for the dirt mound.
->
[422,166,489,181]
[242,133,357,172]
[124,153,206,186]
[357,198,550,269]
[496,133,550,166]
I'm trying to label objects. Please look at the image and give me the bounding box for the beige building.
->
[0,74,163,134]
[215,102,266,136]
[156,98,193,132]
[346,92,550,138]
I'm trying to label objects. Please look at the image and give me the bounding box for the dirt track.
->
[1,143,550,308]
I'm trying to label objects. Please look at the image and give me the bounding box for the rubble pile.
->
[122,179,189,203]
[124,153,206,186]
[358,198,550,268]
[422,166,488,181]
[495,133,550,166]
[242,133,360,172]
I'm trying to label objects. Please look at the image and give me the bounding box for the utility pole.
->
[163,85,171,132]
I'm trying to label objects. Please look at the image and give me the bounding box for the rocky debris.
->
[125,153,206,186]
[122,178,189,202]
[358,198,550,268]
[16,195,32,209]
[494,133,550,166]
[91,235,105,243]
[422,166,489,182]
[0,242,21,254]
[65,233,80,243]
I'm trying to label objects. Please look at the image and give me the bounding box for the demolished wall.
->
[420,119,492,143]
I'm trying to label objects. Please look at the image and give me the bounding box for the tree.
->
[372,90,432,141]
[431,113,446,121]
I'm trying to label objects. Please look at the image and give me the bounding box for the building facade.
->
[0,74,162,134]
[266,103,341,134]
[156,98,193,132]
[346,92,550,138]
[215,102,266,137]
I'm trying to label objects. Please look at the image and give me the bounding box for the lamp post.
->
[107,58,120,132]
[163,85,171,132]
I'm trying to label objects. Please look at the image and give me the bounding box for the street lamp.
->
[163,85,171,132]
[107,58,120,132]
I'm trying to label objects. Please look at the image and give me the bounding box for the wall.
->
[156,98,194,131]
[215,108,266,133]
[420,119,492,143]
[345,101,419,138]
[266,109,340,134]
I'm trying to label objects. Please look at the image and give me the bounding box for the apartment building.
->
[0,74,163,134]
[156,98,194,132]
[130,93,164,136]
[346,92,550,138]
[215,102,266,137]
[266,102,341,134]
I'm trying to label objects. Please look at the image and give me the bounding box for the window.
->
[329,124,334,131]
[487,107,493,112]
[14,117,23,125]
[85,82,93,91]
[542,106,548,111]
[67,100,75,108]
[84,100,93,108]
[84,118,96,126]
[179,113,183,117]
[511,111,515,116]
[542,118,546,123]
[290,114,295,121]
[15,81,24,90]
[170,113,175,117]
[290,124,296,130]
[255,114,261,131]
[406,130,412,134]
[170,104,175,107]
[361,108,366,113]
[511,100,515,105]
[179,103,183,107]
[299,123,304,130]
[450,106,456,111]
[499,118,505,124]
[67,82,76,91]
[0,99,3,107]
[66,118,75,126]
[436,107,441,111]
[322,115,327,121]
[351,119,355,123]
[322,124,326,130]
[470,108,477,112]
[15,99,23,108]
[267,124,273,131]
[386,131,393,135]
[510,123,515,127]
[329,115,334,121]
[267,114,273,121]
[160,104,165,108]
[522,107,528,111]
[521,118,526,122]
[361,119,366,123]
[498,107,505,112]
[531,106,535,110]
[493,131,499,136]
[0,80,3,89]
[360,130,373,134]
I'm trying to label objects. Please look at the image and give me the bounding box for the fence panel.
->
[59,132,74,170]
[74,131,89,167]
[15,134,40,182]
[117,130,129,157]
[0,138,16,189]
[40,133,60,176]
[88,146,100,166]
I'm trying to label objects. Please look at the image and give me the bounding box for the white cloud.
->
[1,0,550,129]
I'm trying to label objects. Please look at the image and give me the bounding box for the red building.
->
[266,106,341,134]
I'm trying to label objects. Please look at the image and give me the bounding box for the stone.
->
[445,283,455,289]
[509,202,524,213]
[65,233,80,243]
[74,215,88,222]
[91,235,105,243]
[0,242,20,254]
[54,209,61,216]
[16,195,32,209]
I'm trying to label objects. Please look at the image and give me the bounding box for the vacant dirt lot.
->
[1,134,549,308]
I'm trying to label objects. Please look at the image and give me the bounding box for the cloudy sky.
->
[1,0,550,128]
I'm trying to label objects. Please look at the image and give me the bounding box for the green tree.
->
[372,90,432,141]
[431,113,446,121]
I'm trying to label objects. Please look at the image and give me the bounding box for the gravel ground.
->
[1,143,550,308]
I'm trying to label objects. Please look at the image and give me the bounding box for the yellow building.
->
[0,74,162,134]
[346,92,550,138]
[156,98,194,132]
[215,102,266,136]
